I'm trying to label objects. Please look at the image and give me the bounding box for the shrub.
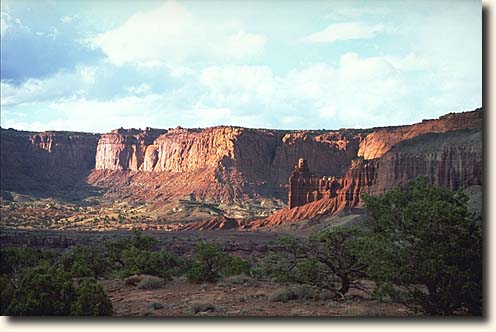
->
[187,243,229,283]
[268,285,332,302]
[359,177,483,315]
[257,230,366,298]
[0,274,15,314]
[189,302,217,314]
[255,253,293,283]
[131,228,158,250]
[268,287,298,302]
[6,264,76,316]
[307,227,367,296]
[70,278,113,316]
[294,258,320,285]
[67,245,109,278]
[120,247,177,278]
[224,256,251,276]
[219,273,257,286]
[148,302,164,310]
[0,248,59,276]
[136,276,165,290]
[70,261,95,278]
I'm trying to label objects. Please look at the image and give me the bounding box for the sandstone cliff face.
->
[269,130,363,183]
[94,128,166,171]
[357,108,482,159]
[312,128,481,219]
[90,126,364,203]
[0,129,99,193]
[369,129,482,194]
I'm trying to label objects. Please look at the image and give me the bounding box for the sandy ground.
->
[101,277,411,317]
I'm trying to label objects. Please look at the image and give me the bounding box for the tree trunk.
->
[338,274,350,296]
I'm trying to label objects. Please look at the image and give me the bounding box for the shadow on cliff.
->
[0,170,106,204]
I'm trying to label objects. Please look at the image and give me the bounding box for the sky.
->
[0,0,482,133]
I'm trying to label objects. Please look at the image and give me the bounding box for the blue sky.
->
[0,0,482,132]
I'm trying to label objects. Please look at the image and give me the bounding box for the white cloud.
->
[188,107,232,127]
[195,52,414,129]
[60,15,73,24]
[79,66,97,84]
[92,1,266,65]
[1,12,10,38]
[198,65,276,114]
[127,83,151,95]
[303,22,384,43]
[0,67,96,107]
[222,30,266,58]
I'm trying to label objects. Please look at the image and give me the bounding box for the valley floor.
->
[102,277,410,317]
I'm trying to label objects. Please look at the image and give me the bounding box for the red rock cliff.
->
[1,129,100,192]
[256,116,482,227]
[89,126,364,203]
[94,127,166,171]
[357,108,482,159]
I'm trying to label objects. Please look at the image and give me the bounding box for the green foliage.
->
[131,228,158,250]
[120,247,178,278]
[294,257,321,285]
[0,274,15,314]
[187,243,229,283]
[224,255,251,276]
[308,226,367,295]
[0,248,59,276]
[70,278,113,316]
[67,245,109,278]
[6,263,76,316]
[259,229,366,297]
[70,261,95,278]
[360,177,482,315]
[255,253,294,283]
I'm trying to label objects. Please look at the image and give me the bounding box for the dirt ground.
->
[101,277,411,317]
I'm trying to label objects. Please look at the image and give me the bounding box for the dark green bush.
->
[359,177,482,315]
[0,274,15,314]
[120,247,178,278]
[224,256,251,276]
[187,243,229,283]
[70,278,113,316]
[64,244,109,278]
[70,260,95,278]
[131,228,158,250]
[0,248,59,276]
[255,253,293,283]
[6,263,76,316]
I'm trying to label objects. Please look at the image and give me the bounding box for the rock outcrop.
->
[288,158,340,208]
[0,129,99,194]
[95,127,166,171]
[357,108,482,159]
[255,127,482,227]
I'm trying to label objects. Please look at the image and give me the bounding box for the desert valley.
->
[0,108,483,316]
[0,108,482,232]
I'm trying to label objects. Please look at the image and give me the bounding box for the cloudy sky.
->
[0,0,481,132]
